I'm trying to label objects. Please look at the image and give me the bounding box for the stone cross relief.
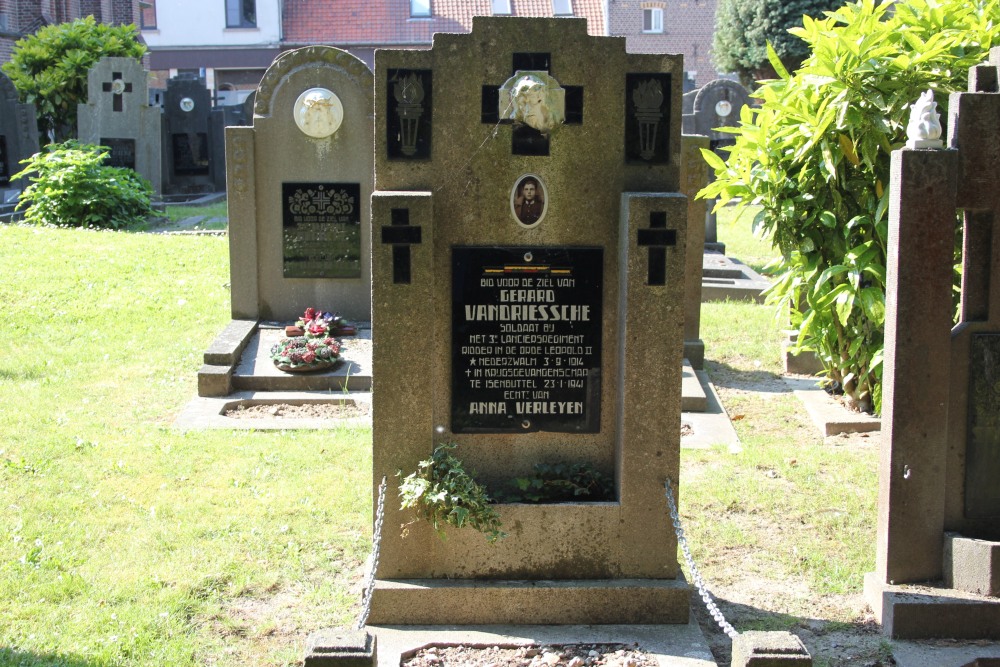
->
[102,72,133,113]
[637,211,678,286]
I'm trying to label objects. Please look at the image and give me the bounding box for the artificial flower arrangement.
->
[271,307,353,373]
[284,307,357,338]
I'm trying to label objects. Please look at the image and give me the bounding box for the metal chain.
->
[664,478,739,639]
[356,475,387,630]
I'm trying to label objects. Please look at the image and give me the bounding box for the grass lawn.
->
[0,220,880,666]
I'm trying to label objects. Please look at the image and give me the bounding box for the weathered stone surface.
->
[731,631,811,667]
[944,534,1000,597]
[303,630,376,667]
[203,318,258,366]
[197,364,232,398]
[681,134,709,369]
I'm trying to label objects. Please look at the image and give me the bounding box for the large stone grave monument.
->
[161,73,226,195]
[226,46,373,323]
[0,70,39,210]
[369,17,691,626]
[194,45,374,403]
[78,57,161,193]
[865,50,1000,643]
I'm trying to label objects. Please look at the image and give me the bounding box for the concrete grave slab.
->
[702,252,770,303]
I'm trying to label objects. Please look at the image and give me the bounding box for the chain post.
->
[356,475,387,630]
[664,478,739,640]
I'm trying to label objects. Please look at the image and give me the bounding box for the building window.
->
[140,0,157,29]
[552,0,573,15]
[226,0,256,28]
[411,0,432,17]
[492,0,512,15]
[643,7,663,33]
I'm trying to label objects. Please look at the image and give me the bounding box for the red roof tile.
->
[283,0,606,46]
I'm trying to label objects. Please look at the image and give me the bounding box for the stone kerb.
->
[226,46,374,322]
[369,16,689,625]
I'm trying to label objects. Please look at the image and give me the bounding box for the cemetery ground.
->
[0,210,891,667]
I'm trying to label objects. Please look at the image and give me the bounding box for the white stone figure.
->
[498,71,565,134]
[905,89,943,149]
[294,87,344,139]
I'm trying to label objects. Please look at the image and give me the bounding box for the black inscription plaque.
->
[0,136,9,186]
[966,333,1000,518]
[282,182,362,279]
[101,138,136,170]
[452,246,603,433]
[171,132,210,175]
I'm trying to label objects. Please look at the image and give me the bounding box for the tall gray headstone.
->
[162,73,224,194]
[0,70,39,207]
[226,46,373,322]
[866,51,1000,641]
[370,16,690,626]
[78,56,162,194]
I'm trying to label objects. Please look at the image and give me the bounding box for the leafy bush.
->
[700,0,1000,414]
[495,462,614,503]
[714,0,846,86]
[397,442,506,543]
[14,141,156,229]
[2,17,146,141]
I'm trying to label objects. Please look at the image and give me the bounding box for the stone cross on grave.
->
[480,52,584,156]
[380,206,423,284]
[637,210,678,286]
[102,73,133,112]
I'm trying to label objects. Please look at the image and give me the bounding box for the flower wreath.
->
[270,336,342,372]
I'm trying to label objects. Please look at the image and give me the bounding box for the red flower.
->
[303,307,317,322]
[302,351,316,363]
[308,323,326,335]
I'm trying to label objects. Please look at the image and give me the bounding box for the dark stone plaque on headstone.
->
[386,69,432,160]
[171,132,210,175]
[966,333,1000,518]
[0,136,9,186]
[451,246,603,433]
[101,137,136,170]
[625,73,671,165]
[282,182,362,279]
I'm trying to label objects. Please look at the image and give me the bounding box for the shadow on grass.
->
[0,648,101,666]
[703,360,794,395]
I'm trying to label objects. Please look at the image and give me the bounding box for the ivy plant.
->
[14,140,156,230]
[495,462,614,504]
[700,0,1000,414]
[397,442,506,543]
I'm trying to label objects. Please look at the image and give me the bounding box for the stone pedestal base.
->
[368,578,691,625]
[731,631,812,666]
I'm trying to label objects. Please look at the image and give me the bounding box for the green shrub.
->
[2,17,146,141]
[700,0,1000,414]
[14,141,156,230]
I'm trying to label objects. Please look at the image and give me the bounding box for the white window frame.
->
[552,0,573,16]
[225,0,256,28]
[411,0,432,18]
[643,8,663,33]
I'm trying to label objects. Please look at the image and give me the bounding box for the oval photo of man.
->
[511,174,547,227]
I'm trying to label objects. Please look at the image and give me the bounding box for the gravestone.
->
[370,17,690,626]
[0,70,39,208]
[865,49,1000,641]
[78,57,162,193]
[682,79,750,249]
[226,46,373,322]
[161,73,226,194]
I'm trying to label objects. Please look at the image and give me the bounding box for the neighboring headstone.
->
[226,46,373,322]
[865,51,1000,641]
[78,57,162,193]
[683,79,751,249]
[681,133,709,369]
[370,16,689,626]
[0,70,40,208]
[161,73,226,194]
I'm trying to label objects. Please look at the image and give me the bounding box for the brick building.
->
[607,0,718,88]
[0,0,140,61]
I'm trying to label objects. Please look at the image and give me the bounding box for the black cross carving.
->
[637,211,677,286]
[102,72,133,113]
[381,208,422,284]
[479,53,584,156]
